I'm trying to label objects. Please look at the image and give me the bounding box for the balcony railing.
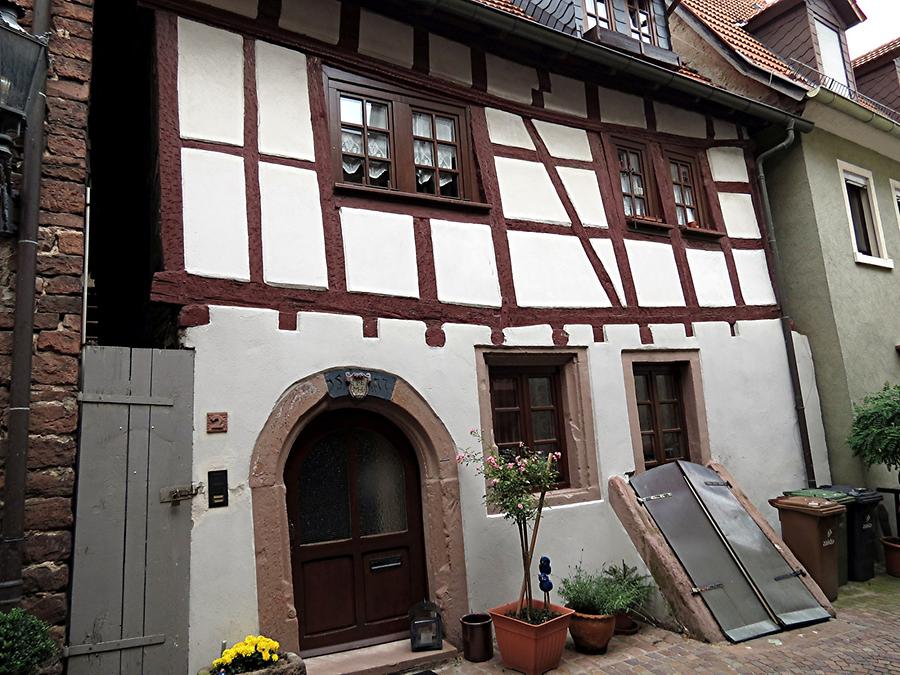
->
[785,58,900,125]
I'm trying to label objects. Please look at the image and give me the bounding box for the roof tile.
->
[852,37,900,69]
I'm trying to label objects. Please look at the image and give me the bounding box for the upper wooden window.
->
[488,366,569,487]
[583,0,614,31]
[616,142,658,220]
[626,0,656,45]
[667,154,703,228]
[327,69,476,202]
[632,364,688,468]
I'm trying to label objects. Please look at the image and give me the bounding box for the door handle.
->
[369,556,402,572]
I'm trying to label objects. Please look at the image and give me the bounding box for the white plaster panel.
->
[494,157,570,225]
[544,73,587,117]
[181,148,249,280]
[279,0,340,44]
[255,42,315,161]
[713,118,738,140]
[719,192,761,239]
[484,108,535,149]
[733,249,776,306]
[193,0,257,17]
[589,238,626,304]
[533,120,592,161]
[429,34,472,86]
[259,162,327,289]
[624,240,686,307]
[654,102,707,138]
[430,220,502,307]
[686,248,735,307]
[557,167,608,228]
[507,231,610,307]
[341,208,419,297]
[598,86,646,128]
[650,323,689,344]
[793,331,832,486]
[358,10,414,68]
[707,146,749,183]
[486,54,538,104]
[503,324,554,346]
[183,306,827,671]
[177,19,244,145]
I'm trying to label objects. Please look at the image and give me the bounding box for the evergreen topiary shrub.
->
[0,608,56,675]
[848,384,900,474]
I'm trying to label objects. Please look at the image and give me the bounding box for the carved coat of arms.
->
[344,371,373,399]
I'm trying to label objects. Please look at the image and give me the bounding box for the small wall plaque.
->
[208,470,228,508]
[206,412,228,433]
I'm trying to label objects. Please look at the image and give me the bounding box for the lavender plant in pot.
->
[848,384,900,577]
[458,438,573,675]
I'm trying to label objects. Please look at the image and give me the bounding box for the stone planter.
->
[488,600,574,675]
[568,611,616,654]
[883,537,900,577]
[198,652,306,675]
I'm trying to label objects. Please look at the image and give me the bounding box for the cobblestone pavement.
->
[437,575,900,674]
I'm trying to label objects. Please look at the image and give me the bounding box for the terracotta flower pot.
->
[568,611,615,654]
[488,600,574,675]
[614,613,641,635]
[884,537,900,578]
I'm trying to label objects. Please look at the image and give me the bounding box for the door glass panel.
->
[356,431,407,536]
[528,377,552,407]
[492,377,518,408]
[298,433,351,544]
[531,410,556,442]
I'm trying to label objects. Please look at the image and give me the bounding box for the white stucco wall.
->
[358,9,414,68]
[279,0,341,44]
[429,34,472,86]
[686,248,735,308]
[654,102,706,139]
[177,19,244,145]
[494,157,570,225]
[485,54,538,104]
[719,192,762,239]
[193,0,257,17]
[181,148,250,280]
[598,86,646,128]
[430,220,502,307]
[532,121,593,161]
[733,249,776,306]
[255,42,315,161]
[183,308,829,672]
[557,167,608,228]
[707,147,749,183]
[589,239,626,304]
[484,108,535,149]
[624,240,686,307]
[340,208,420,298]
[544,73,587,117]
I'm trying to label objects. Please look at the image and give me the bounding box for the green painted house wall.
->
[766,126,900,489]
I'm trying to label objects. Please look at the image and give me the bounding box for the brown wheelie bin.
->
[769,496,846,601]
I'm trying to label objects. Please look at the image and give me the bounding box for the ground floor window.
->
[476,348,600,506]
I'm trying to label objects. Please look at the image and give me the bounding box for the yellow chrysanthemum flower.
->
[272,654,279,662]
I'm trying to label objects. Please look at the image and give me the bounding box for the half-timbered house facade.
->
[112,0,835,668]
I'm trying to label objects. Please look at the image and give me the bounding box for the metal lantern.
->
[0,3,46,120]
[408,599,444,651]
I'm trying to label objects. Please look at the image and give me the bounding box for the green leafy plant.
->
[458,432,561,622]
[848,384,900,472]
[0,608,56,675]
[559,562,653,617]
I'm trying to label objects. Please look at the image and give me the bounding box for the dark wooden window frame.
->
[488,364,571,488]
[664,149,709,231]
[625,0,658,46]
[613,139,663,226]
[582,0,615,31]
[632,363,689,469]
[325,67,481,206]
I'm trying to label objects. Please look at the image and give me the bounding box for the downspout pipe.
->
[755,120,817,488]
[0,0,51,610]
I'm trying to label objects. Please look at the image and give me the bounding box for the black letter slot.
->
[369,555,402,572]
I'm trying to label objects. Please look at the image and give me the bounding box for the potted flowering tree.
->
[199,635,305,675]
[459,439,573,675]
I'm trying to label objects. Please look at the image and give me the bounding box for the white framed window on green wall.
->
[837,160,893,270]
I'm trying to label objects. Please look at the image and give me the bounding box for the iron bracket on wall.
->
[774,569,806,582]
[64,634,166,657]
[704,480,731,487]
[637,492,672,504]
[159,482,202,504]
[691,582,724,594]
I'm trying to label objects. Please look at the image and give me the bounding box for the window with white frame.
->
[839,161,891,266]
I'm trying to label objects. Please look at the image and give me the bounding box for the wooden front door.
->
[285,410,427,656]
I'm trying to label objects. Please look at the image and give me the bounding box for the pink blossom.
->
[519,466,526,473]
[517,503,524,509]
[455,452,465,464]
[507,463,515,469]
[490,478,500,486]
[554,451,562,460]
[469,428,478,437]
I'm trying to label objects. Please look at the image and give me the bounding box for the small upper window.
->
[668,156,702,228]
[583,0,613,31]
[814,19,849,90]
[627,0,656,45]
[328,69,475,202]
[616,143,658,220]
[633,364,687,469]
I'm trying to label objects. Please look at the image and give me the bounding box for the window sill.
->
[334,182,491,212]
[485,484,602,515]
[854,252,894,269]
[681,226,725,240]
[627,217,673,237]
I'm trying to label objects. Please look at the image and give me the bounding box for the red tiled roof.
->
[473,0,529,18]
[852,37,900,69]
[680,0,802,83]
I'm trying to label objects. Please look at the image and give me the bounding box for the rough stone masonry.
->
[0,0,92,646]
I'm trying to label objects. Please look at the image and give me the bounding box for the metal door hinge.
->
[774,569,806,582]
[691,582,724,594]
[704,480,731,487]
[64,634,166,657]
[160,482,202,504]
[637,492,672,504]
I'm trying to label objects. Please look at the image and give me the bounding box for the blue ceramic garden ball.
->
[539,556,551,574]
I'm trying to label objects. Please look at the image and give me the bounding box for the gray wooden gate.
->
[67,347,194,674]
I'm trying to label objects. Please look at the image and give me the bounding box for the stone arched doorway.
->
[248,369,468,654]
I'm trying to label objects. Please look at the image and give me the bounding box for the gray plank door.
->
[67,347,194,675]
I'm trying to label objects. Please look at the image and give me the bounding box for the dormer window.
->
[627,0,655,45]
[583,0,613,31]
[814,19,849,89]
